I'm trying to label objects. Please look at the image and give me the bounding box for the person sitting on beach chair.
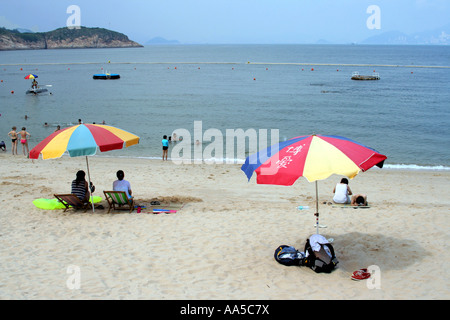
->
[112,170,133,199]
[71,170,95,203]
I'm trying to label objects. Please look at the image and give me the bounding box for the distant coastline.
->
[146,37,180,45]
[0,26,143,51]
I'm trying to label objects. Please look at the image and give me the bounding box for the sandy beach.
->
[0,152,449,300]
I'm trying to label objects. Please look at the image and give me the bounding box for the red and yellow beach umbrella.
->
[241,134,387,233]
[30,124,140,211]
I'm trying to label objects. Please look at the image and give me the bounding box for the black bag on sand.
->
[303,238,339,273]
[274,245,305,266]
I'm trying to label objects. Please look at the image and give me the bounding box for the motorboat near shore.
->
[93,73,120,80]
[26,87,48,95]
[351,71,380,80]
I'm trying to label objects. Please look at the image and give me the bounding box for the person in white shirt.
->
[113,170,133,199]
[332,178,352,204]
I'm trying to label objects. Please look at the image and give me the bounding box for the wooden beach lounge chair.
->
[54,194,89,212]
[103,191,134,213]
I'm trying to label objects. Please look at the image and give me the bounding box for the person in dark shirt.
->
[71,170,94,202]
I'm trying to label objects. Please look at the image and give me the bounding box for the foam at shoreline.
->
[95,154,450,171]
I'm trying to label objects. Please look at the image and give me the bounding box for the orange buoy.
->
[11,90,14,94]
[253,78,256,80]
[20,68,23,71]
[311,68,314,71]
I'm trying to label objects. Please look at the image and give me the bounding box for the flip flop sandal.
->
[351,268,371,281]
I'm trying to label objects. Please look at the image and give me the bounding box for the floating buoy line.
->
[0,61,449,69]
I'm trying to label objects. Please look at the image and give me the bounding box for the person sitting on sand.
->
[332,178,352,204]
[0,140,6,151]
[113,170,133,199]
[351,194,368,207]
[71,170,94,203]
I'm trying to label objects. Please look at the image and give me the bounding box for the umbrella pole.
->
[85,156,95,212]
[315,181,319,234]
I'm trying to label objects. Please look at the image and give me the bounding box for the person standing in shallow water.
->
[8,126,18,155]
[162,135,169,161]
[18,127,31,156]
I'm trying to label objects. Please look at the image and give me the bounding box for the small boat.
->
[93,73,120,80]
[26,87,48,95]
[351,72,380,80]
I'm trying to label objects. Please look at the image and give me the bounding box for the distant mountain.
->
[14,28,35,33]
[0,26,143,50]
[361,24,450,45]
[316,39,333,45]
[361,31,412,45]
[146,37,180,45]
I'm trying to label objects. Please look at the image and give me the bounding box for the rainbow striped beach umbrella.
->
[30,124,140,211]
[24,74,38,79]
[30,124,139,160]
[241,134,387,233]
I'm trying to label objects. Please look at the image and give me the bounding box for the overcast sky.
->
[1,0,449,44]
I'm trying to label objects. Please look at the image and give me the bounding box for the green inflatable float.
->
[33,196,102,210]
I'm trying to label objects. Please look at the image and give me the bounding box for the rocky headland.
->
[0,27,143,50]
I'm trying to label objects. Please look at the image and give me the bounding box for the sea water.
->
[0,44,449,169]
